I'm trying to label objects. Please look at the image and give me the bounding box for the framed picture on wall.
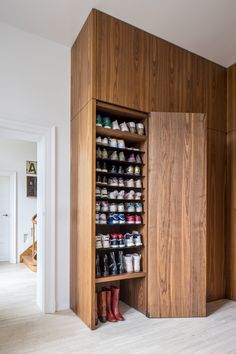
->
[26,176,37,197]
[26,161,37,175]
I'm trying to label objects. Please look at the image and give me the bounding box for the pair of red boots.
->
[96,286,124,324]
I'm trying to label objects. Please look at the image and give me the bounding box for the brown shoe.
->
[98,290,107,323]
[105,289,117,322]
[111,286,124,321]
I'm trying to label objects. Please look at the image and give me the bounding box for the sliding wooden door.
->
[148,112,207,317]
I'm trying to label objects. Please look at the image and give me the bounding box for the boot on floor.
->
[111,286,124,321]
[105,288,117,322]
[98,290,107,323]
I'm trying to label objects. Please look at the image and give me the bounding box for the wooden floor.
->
[1,263,236,354]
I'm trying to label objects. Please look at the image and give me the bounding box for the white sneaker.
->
[101,201,109,212]
[117,203,125,212]
[125,190,135,200]
[126,179,134,188]
[109,203,117,212]
[132,231,142,246]
[102,149,108,159]
[101,188,108,198]
[102,137,108,145]
[112,120,120,130]
[127,122,136,134]
[96,201,101,212]
[117,139,125,149]
[117,190,125,199]
[124,254,133,273]
[96,214,100,224]
[135,192,142,200]
[126,203,135,213]
[108,177,118,186]
[102,234,110,248]
[133,253,141,272]
[109,138,117,148]
[119,152,125,161]
[110,151,119,161]
[109,190,118,199]
[124,233,134,247]
[96,136,102,144]
[99,214,107,224]
[96,235,102,249]
[135,179,142,188]
[120,122,129,132]
[96,148,102,158]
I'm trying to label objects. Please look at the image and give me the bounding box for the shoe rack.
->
[95,101,148,325]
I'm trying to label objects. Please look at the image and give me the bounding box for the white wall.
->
[0,139,37,256]
[0,23,70,311]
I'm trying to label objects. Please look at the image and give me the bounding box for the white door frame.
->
[0,170,17,263]
[0,118,56,313]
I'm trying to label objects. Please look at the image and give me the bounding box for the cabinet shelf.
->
[96,245,144,252]
[96,223,145,227]
[96,157,144,166]
[96,126,146,143]
[96,183,143,191]
[95,271,146,283]
[96,171,145,179]
[96,211,144,215]
[96,198,145,202]
[96,143,145,154]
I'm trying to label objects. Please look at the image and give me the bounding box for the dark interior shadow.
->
[207,298,230,316]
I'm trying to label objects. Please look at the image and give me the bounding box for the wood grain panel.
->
[148,112,206,317]
[70,99,96,329]
[227,64,236,132]
[71,10,96,119]
[226,132,236,299]
[150,35,226,132]
[207,130,226,301]
[70,116,79,312]
[96,11,150,112]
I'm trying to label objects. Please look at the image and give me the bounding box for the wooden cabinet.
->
[226,64,236,299]
[96,11,150,112]
[71,9,227,329]
[207,130,226,301]
[70,100,96,328]
[148,112,207,317]
[150,35,226,132]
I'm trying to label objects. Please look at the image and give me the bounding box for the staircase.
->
[20,214,37,272]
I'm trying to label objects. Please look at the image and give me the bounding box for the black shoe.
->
[102,254,109,277]
[109,252,118,275]
[96,255,101,278]
[109,165,117,174]
[117,251,124,274]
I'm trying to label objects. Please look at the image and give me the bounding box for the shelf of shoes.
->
[96,126,146,144]
[96,142,145,154]
[95,113,146,284]
[95,272,146,284]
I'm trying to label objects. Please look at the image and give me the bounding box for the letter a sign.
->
[26,161,37,175]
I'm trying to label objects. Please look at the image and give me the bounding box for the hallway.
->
[0,262,236,354]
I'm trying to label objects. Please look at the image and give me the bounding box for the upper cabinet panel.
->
[227,64,236,132]
[96,11,150,112]
[71,11,96,119]
[150,35,227,132]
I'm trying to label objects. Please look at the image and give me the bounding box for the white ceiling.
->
[0,0,235,67]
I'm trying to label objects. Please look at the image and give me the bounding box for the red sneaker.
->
[126,215,135,224]
[135,215,142,224]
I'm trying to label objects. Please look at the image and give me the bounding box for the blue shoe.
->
[107,214,119,225]
[119,214,125,224]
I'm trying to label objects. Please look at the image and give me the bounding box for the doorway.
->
[0,175,10,261]
[0,120,56,313]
